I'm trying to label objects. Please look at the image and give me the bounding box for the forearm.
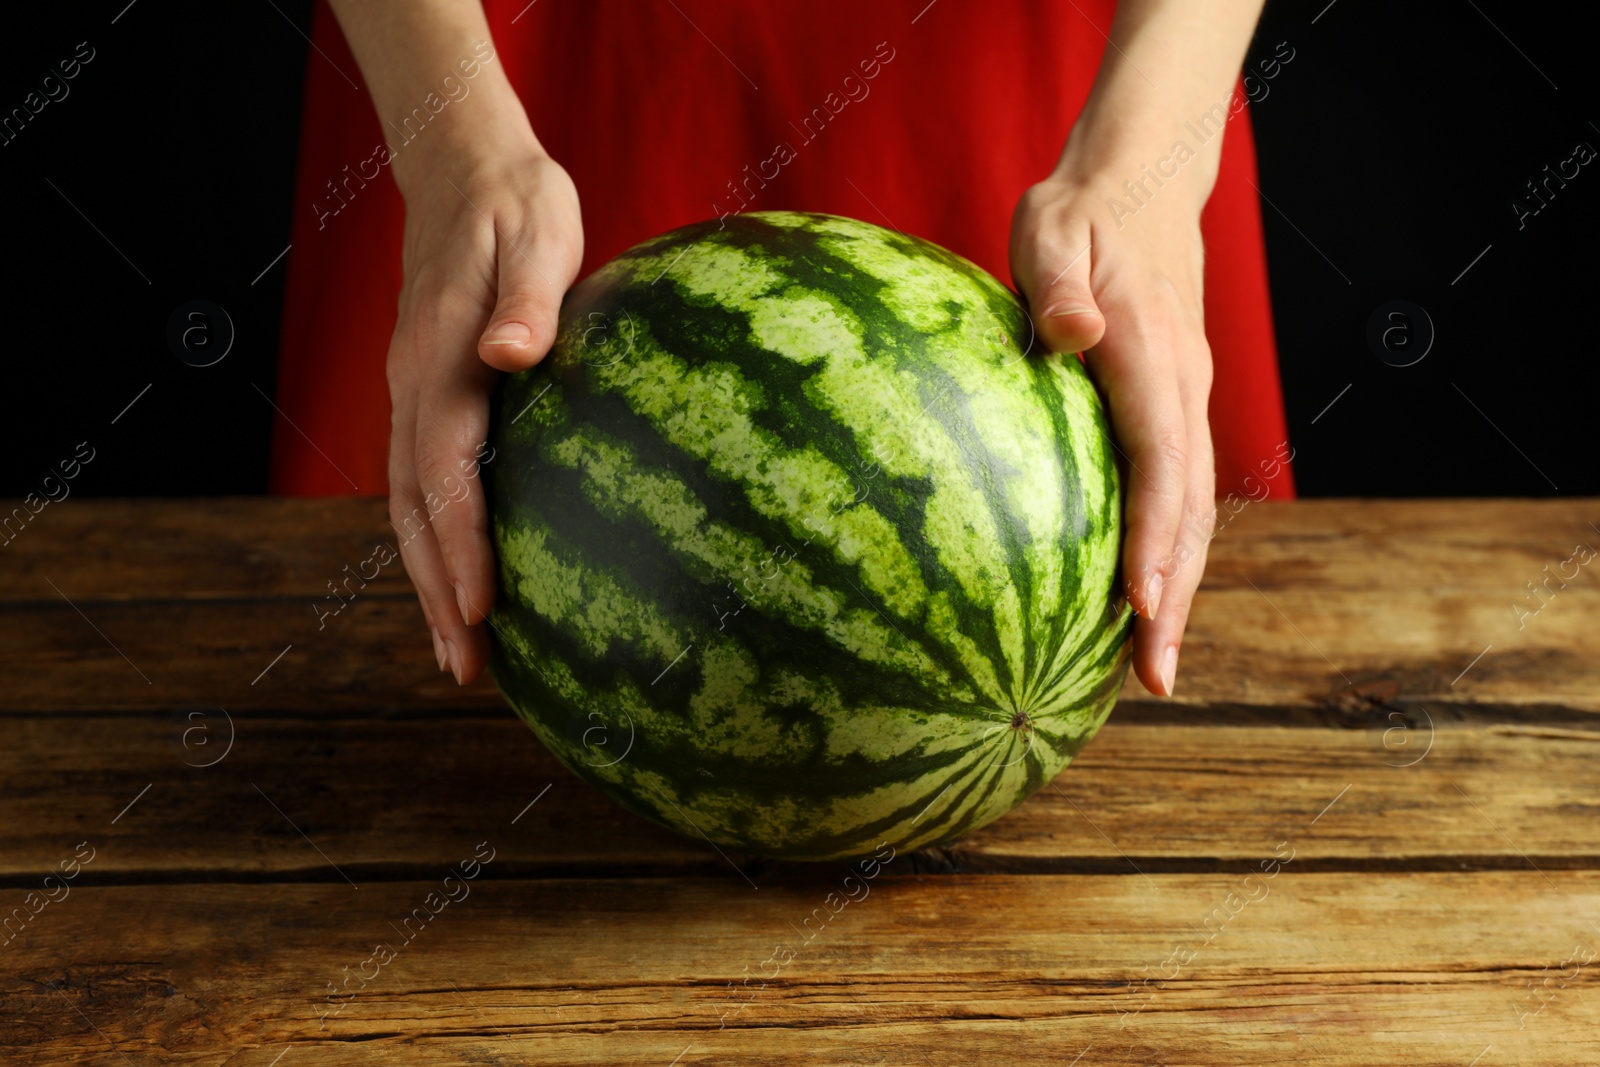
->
[325,0,539,197]
[1057,0,1267,203]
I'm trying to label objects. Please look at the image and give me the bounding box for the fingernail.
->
[431,626,447,672]
[1145,572,1164,621]
[481,321,531,346]
[444,638,464,686]
[1042,302,1098,318]
[454,580,473,626]
[1160,645,1178,697]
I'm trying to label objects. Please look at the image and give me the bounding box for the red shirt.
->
[272,0,1295,502]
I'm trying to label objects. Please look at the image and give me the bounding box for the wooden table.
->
[2,498,1597,1065]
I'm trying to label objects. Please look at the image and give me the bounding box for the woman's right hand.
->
[385,119,583,686]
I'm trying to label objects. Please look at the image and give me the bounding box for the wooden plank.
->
[962,720,1600,872]
[3,498,1596,713]
[0,596,499,712]
[0,497,412,603]
[6,587,1596,717]
[1138,497,1600,713]
[1156,584,1600,715]
[6,498,1596,606]
[3,873,1597,1064]
[3,499,1592,1067]
[3,717,1595,879]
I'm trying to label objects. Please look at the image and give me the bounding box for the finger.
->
[1083,318,1189,643]
[388,345,491,686]
[1132,391,1215,697]
[390,472,493,686]
[415,341,499,631]
[476,219,569,372]
[1012,209,1106,355]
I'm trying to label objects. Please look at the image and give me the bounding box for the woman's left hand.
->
[1010,155,1217,698]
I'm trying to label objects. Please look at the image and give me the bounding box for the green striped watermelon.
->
[486,211,1130,862]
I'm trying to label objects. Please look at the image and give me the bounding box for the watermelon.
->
[485,211,1130,862]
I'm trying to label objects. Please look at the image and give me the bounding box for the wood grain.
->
[3,873,1596,1065]
[3,498,1598,1066]
[0,497,415,602]
[0,596,499,712]
[2,717,1595,881]
[3,498,1598,714]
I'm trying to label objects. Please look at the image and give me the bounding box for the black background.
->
[1,0,1593,499]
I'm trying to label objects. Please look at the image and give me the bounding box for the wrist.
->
[1046,0,1264,212]
[1052,58,1258,216]
[1053,96,1236,217]
[383,68,545,202]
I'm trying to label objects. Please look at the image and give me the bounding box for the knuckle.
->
[1181,496,1218,543]
[1185,342,1216,397]
[415,411,488,477]
[1016,181,1056,223]
[1015,186,1082,252]
[384,348,414,397]
[495,277,552,310]
[1028,219,1076,265]
[413,436,455,489]
[1159,587,1195,627]
[413,436,485,513]
[1044,274,1094,305]
[388,492,431,542]
[1155,428,1188,473]
[388,485,423,520]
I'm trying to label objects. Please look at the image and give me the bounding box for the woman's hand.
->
[385,125,583,685]
[1010,153,1216,699]
[1008,0,1267,698]
[321,2,585,683]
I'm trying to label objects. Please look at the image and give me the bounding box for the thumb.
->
[1013,214,1106,357]
[477,230,567,373]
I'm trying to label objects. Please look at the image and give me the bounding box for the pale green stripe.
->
[1025,364,1122,701]
[545,424,959,689]
[807,221,1096,713]
[496,517,684,663]
[618,237,1015,707]
[578,296,1004,700]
